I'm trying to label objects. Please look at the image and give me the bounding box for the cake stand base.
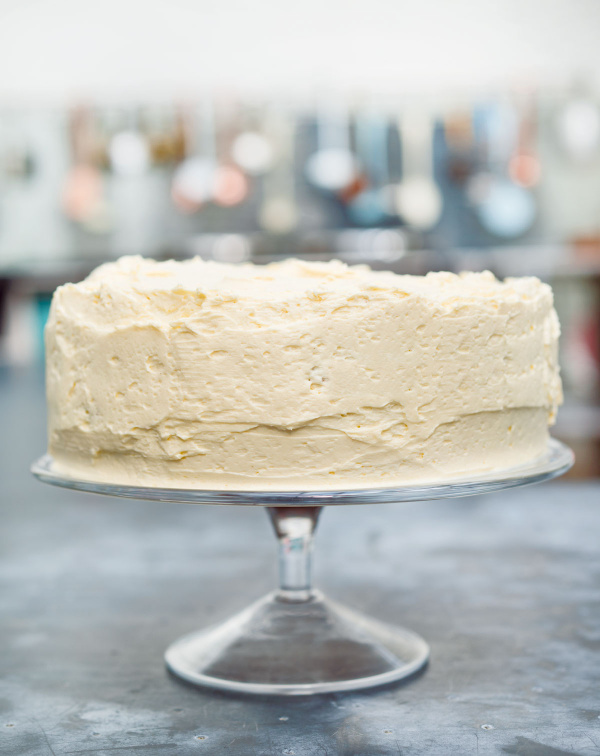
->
[164,590,429,695]
[32,440,574,696]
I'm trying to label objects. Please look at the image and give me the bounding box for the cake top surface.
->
[72,255,546,305]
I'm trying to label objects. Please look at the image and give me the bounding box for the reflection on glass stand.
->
[32,439,573,696]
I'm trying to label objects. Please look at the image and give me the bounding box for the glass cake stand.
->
[31,439,573,696]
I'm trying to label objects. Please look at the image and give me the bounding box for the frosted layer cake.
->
[45,256,562,490]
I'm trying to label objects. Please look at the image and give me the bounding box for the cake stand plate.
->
[31,439,573,696]
[32,438,572,506]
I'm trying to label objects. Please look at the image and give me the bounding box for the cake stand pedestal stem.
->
[268,506,322,603]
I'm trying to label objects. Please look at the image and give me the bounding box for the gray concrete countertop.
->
[1,368,599,756]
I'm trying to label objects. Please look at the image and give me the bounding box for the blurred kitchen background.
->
[1,0,599,476]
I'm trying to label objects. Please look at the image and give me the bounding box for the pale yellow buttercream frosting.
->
[45,256,562,490]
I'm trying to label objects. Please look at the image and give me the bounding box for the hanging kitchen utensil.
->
[258,109,298,235]
[395,111,443,230]
[171,99,218,213]
[305,99,357,193]
[231,104,274,176]
[107,104,170,257]
[232,131,273,176]
[61,106,112,233]
[212,100,249,208]
[144,105,184,166]
[443,111,475,185]
[509,94,541,189]
[473,176,536,238]
[557,93,600,162]
[468,102,536,239]
[108,107,150,177]
[348,113,392,226]
[0,112,36,180]
[539,84,600,242]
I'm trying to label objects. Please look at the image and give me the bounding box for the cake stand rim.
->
[30,438,574,506]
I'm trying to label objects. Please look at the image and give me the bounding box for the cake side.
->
[45,256,562,490]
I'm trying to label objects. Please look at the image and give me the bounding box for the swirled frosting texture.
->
[45,256,562,490]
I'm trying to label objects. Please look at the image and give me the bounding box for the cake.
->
[45,256,562,490]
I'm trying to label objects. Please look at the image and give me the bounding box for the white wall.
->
[0,0,599,102]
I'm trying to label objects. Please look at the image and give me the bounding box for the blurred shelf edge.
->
[3,240,600,285]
